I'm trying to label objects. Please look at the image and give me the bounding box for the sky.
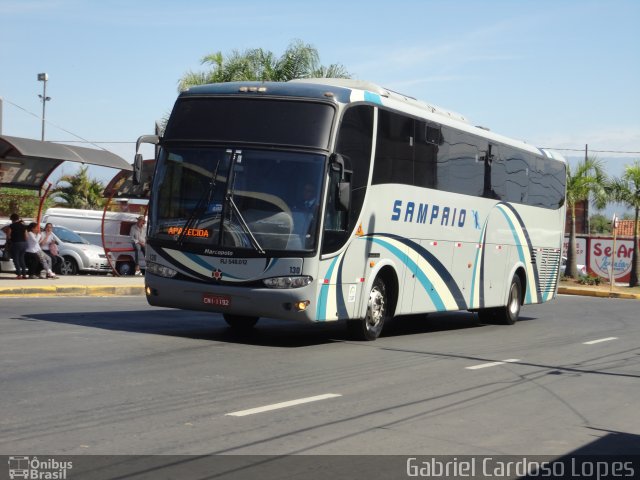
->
[1,0,639,214]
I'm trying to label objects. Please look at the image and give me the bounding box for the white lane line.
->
[583,337,618,345]
[466,359,520,370]
[226,393,342,417]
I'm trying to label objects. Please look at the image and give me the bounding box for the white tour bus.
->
[135,79,566,340]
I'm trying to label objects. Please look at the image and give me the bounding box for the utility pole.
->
[37,73,51,141]
[585,143,590,235]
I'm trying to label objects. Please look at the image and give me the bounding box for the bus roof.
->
[180,79,565,164]
[181,79,467,121]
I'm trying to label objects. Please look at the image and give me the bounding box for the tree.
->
[50,166,105,209]
[178,39,350,92]
[565,157,608,278]
[589,213,611,234]
[608,160,640,287]
[0,187,54,219]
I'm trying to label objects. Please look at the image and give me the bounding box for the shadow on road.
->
[22,308,506,348]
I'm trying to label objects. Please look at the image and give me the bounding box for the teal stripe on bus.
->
[469,224,488,309]
[496,207,531,303]
[316,256,339,321]
[364,91,382,105]
[369,237,447,311]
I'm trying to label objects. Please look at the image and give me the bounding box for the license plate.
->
[203,294,231,307]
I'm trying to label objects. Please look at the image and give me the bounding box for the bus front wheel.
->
[348,277,388,341]
[223,314,259,331]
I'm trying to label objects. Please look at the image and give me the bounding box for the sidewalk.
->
[558,283,640,300]
[0,271,145,297]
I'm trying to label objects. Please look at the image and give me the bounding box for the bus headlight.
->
[146,261,178,278]
[263,276,312,289]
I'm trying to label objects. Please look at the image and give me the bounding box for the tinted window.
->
[414,122,438,188]
[324,105,374,254]
[363,107,565,210]
[165,98,335,149]
[437,128,485,196]
[488,145,527,203]
[336,105,374,191]
[528,156,566,208]
[372,110,414,185]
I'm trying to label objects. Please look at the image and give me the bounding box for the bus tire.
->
[223,314,259,331]
[494,275,522,325]
[348,277,388,341]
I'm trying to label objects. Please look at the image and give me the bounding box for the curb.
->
[558,286,640,300]
[0,285,145,297]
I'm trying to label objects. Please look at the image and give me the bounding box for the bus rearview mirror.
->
[338,180,351,211]
[133,153,143,185]
[132,135,160,185]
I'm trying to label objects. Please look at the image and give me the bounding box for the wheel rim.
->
[508,282,520,315]
[366,285,385,332]
[61,260,73,275]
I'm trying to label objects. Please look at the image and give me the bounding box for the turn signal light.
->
[294,300,310,311]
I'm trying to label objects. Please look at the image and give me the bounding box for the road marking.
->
[466,359,520,370]
[583,337,618,345]
[226,393,342,417]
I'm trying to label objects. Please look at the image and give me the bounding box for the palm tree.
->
[178,39,350,91]
[608,160,640,287]
[565,157,608,278]
[51,166,105,209]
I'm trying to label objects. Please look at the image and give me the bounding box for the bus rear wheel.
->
[223,314,259,331]
[494,275,522,325]
[348,277,388,341]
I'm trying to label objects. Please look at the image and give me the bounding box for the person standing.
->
[130,216,146,275]
[1,213,28,279]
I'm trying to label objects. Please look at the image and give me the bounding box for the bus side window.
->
[414,122,438,188]
[322,105,374,254]
[324,168,349,231]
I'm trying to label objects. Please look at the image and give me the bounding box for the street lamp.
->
[37,73,51,141]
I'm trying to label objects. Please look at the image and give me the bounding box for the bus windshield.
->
[151,147,326,253]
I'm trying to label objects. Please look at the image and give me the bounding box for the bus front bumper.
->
[144,273,320,322]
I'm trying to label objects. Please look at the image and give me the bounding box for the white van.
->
[42,207,144,275]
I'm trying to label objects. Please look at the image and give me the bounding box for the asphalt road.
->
[1,295,639,458]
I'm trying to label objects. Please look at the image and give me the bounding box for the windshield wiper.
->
[225,193,265,254]
[223,150,265,255]
[177,150,228,246]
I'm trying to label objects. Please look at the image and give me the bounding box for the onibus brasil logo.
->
[8,456,73,479]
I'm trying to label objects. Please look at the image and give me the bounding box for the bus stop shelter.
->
[0,134,132,220]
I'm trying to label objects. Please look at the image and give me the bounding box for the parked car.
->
[0,230,16,273]
[43,207,141,275]
[48,225,111,275]
[560,256,587,276]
